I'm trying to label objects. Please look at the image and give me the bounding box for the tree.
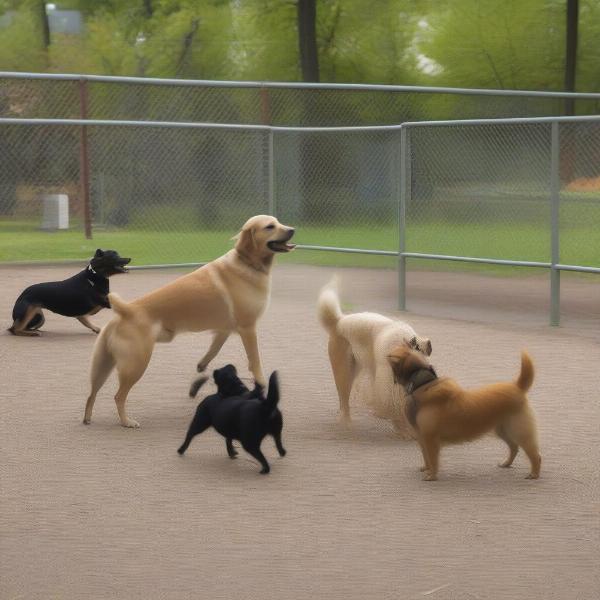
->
[564,0,578,114]
[297,0,319,82]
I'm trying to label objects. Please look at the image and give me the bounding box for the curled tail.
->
[516,351,534,391]
[262,371,280,412]
[317,276,343,332]
[108,293,135,319]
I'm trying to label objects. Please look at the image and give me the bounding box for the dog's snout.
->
[286,228,295,239]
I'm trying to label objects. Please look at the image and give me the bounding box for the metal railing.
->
[0,115,598,325]
[2,71,600,126]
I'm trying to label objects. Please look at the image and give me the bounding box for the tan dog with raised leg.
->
[83,215,295,428]
[317,277,432,436]
[387,345,541,481]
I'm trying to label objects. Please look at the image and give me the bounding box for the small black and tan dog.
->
[8,249,130,336]
[178,364,286,474]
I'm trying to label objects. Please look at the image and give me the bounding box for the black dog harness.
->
[405,366,438,428]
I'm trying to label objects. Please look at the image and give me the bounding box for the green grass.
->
[1,214,598,275]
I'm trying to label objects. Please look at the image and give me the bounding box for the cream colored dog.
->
[83,215,295,428]
[317,278,432,436]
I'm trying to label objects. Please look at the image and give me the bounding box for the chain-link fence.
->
[400,116,600,324]
[0,114,598,323]
[2,72,600,125]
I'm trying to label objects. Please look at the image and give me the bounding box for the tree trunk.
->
[564,0,578,114]
[142,0,153,19]
[561,0,579,183]
[38,0,50,48]
[296,0,319,82]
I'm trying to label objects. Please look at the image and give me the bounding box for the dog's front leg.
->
[238,326,266,387]
[197,330,230,372]
[77,315,101,334]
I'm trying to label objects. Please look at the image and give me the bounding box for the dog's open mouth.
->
[267,240,296,253]
[115,258,131,273]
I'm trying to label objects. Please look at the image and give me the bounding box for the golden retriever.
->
[83,215,295,428]
[317,277,432,436]
[387,345,541,481]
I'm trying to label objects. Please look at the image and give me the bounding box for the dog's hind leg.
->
[273,432,286,457]
[328,335,355,423]
[496,424,519,468]
[226,438,238,459]
[520,439,542,480]
[9,305,42,336]
[242,443,271,474]
[506,409,541,479]
[84,335,115,424]
[177,406,212,455]
[26,311,45,331]
[197,330,230,373]
[113,346,153,428]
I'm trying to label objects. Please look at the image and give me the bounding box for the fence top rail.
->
[1,115,599,133]
[2,71,600,100]
[403,115,600,128]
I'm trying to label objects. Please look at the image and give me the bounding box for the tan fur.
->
[388,346,541,481]
[317,278,432,436]
[83,215,294,428]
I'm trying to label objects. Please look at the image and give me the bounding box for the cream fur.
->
[317,277,432,437]
[83,215,294,428]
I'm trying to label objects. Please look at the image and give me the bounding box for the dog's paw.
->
[92,327,101,334]
[498,461,513,468]
[260,467,270,475]
[525,473,540,480]
[419,465,429,472]
[120,418,140,428]
[423,473,438,481]
[82,418,91,425]
[196,362,207,373]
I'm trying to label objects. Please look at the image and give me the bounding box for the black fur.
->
[8,249,130,334]
[178,365,285,474]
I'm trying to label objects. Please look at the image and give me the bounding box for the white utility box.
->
[41,194,69,230]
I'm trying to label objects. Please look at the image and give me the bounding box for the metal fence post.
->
[267,129,275,216]
[78,77,92,239]
[398,127,409,311]
[550,120,560,326]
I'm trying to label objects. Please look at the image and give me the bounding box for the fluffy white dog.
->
[317,277,432,437]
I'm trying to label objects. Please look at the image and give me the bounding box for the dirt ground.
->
[1,263,598,600]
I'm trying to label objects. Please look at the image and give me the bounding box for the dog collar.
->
[405,367,438,395]
[88,264,97,274]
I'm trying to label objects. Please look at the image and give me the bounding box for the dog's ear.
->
[233,226,256,255]
[425,339,432,356]
[408,336,417,349]
[94,248,104,257]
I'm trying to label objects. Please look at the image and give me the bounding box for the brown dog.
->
[387,345,541,481]
[83,215,294,428]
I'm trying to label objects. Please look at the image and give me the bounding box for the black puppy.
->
[178,365,286,474]
[8,248,131,336]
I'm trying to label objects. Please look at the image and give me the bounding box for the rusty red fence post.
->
[78,77,92,239]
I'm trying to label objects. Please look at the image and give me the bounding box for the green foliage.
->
[0,0,598,92]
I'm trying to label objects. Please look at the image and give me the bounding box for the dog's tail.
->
[262,371,280,412]
[108,292,135,319]
[516,351,535,392]
[317,276,343,332]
